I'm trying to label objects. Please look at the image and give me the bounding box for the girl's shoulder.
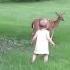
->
[43,29,49,32]
[44,29,50,34]
[36,30,40,32]
[35,30,40,34]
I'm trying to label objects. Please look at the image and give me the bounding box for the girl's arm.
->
[47,31,55,46]
[31,32,37,44]
[48,37,55,46]
[32,34,37,41]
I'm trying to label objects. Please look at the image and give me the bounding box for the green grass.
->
[0,0,70,70]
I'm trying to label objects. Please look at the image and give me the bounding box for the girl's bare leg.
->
[44,54,48,63]
[32,54,37,63]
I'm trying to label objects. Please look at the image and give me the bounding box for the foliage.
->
[0,0,50,2]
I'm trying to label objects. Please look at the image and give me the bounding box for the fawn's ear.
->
[60,12,64,16]
[55,12,60,16]
[55,12,64,15]
[60,12,64,21]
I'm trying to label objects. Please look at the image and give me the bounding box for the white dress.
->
[34,29,50,55]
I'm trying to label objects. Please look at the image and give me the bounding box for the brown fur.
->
[32,13,64,38]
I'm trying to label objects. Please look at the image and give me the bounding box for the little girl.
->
[31,19,55,63]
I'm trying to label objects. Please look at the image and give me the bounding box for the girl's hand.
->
[52,43,56,47]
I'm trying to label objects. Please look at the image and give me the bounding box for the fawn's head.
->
[56,12,64,21]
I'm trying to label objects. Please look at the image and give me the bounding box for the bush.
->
[0,0,44,2]
[0,0,9,2]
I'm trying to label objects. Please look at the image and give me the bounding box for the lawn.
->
[0,0,70,70]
